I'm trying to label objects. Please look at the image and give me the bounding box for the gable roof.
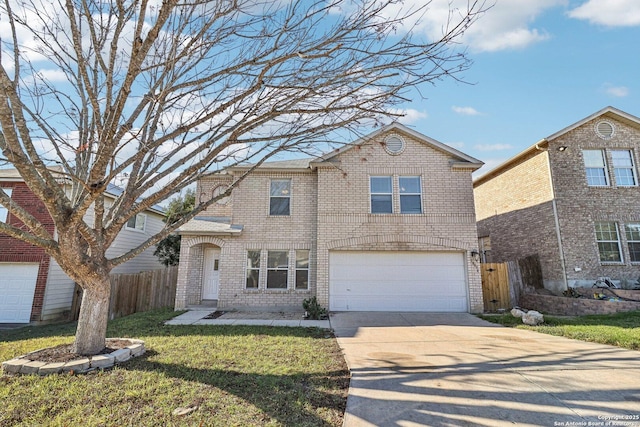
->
[317,122,483,167]
[473,106,640,186]
[232,122,483,172]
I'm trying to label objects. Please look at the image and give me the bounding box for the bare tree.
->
[0,0,487,354]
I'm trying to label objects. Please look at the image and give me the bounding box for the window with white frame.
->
[246,250,261,289]
[269,179,291,216]
[595,222,623,263]
[611,150,637,186]
[583,150,609,186]
[399,176,422,214]
[370,176,393,214]
[625,223,640,263]
[126,213,146,231]
[0,188,13,223]
[267,250,288,289]
[295,250,309,290]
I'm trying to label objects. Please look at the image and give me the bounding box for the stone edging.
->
[1,338,145,376]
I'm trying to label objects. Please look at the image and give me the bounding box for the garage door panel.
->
[329,251,467,312]
[0,263,39,323]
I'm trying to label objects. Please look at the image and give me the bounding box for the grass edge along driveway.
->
[0,308,349,427]
[479,310,640,351]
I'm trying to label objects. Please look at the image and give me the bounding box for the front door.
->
[202,247,220,300]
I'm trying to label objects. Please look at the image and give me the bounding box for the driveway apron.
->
[330,312,640,427]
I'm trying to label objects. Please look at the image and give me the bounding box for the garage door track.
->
[331,312,640,426]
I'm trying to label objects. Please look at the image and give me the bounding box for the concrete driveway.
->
[330,312,640,427]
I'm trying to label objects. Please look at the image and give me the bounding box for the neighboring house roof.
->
[0,168,165,215]
[177,217,243,235]
[473,106,640,187]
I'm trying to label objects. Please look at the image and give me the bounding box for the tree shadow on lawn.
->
[123,351,349,426]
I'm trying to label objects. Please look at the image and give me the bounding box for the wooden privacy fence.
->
[481,263,510,312]
[71,266,178,320]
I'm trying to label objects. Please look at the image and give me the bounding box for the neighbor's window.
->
[126,213,147,231]
[399,176,422,214]
[246,250,261,289]
[295,250,310,290]
[370,176,392,214]
[611,150,637,186]
[267,250,288,289]
[0,188,13,223]
[625,223,640,263]
[583,149,609,186]
[595,222,623,263]
[269,179,291,216]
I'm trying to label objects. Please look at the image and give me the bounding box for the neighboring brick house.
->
[474,106,640,293]
[0,169,166,323]
[175,123,485,313]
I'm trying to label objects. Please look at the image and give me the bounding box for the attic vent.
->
[595,121,615,140]
[384,135,405,155]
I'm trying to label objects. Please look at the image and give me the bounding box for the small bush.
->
[303,297,328,320]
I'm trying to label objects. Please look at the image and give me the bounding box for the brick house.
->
[0,169,166,323]
[175,123,485,313]
[474,106,640,293]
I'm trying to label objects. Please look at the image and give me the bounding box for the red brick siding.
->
[0,182,55,321]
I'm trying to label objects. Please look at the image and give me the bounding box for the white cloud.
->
[603,83,629,97]
[389,108,428,123]
[452,106,482,116]
[474,143,513,151]
[568,0,640,26]
[375,0,565,52]
[36,69,68,82]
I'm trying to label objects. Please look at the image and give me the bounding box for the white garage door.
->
[0,263,39,323]
[329,251,468,312]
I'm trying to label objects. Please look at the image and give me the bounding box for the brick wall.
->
[520,288,640,316]
[474,149,565,291]
[548,116,640,286]
[0,182,55,321]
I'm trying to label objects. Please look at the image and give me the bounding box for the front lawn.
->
[479,310,640,350]
[0,309,349,426]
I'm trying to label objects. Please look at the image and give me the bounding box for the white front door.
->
[202,247,220,300]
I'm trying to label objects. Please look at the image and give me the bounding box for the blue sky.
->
[393,0,640,175]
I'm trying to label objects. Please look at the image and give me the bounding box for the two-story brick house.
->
[175,123,485,313]
[0,169,166,323]
[474,107,640,293]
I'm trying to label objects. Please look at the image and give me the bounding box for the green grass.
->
[0,309,349,426]
[479,310,640,350]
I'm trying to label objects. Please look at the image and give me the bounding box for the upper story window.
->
[370,176,393,214]
[595,222,623,263]
[611,150,637,187]
[399,176,422,214]
[0,188,13,223]
[126,213,147,232]
[583,150,609,186]
[269,179,291,216]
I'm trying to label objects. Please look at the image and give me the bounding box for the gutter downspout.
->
[538,139,569,291]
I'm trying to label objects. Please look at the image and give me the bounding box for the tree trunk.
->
[72,277,111,355]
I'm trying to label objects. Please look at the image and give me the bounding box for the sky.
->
[390,0,640,176]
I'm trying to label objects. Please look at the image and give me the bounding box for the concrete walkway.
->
[331,312,640,427]
[165,309,330,328]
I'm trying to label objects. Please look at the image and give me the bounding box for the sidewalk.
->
[165,309,330,328]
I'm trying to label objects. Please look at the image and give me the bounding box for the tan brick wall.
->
[315,130,483,313]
